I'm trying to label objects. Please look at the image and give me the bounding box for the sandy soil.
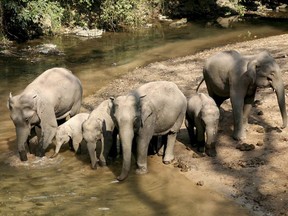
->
[82,34,288,216]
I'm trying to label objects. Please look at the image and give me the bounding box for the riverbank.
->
[83,34,288,216]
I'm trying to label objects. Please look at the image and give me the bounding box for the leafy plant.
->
[2,0,64,41]
[100,0,153,31]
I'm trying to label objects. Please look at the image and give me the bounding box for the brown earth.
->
[82,34,288,216]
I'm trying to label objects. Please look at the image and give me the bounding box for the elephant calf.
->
[7,67,83,161]
[51,113,89,158]
[185,93,220,157]
[82,100,117,169]
[110,81,187,181]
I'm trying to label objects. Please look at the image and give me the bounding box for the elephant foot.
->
[205,147,217,157]
[50,152,58,158]
[35,148,45,157]
[98,160,107,167]
[75,147,81,155]
[163,157,175,165]
[197,146,205,153]
[90,162,98,170]
[117,173,128,181]
[19,151,28,161]
[232,131,246,141]
[136,166,148,175]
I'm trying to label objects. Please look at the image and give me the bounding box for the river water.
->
[0,19,287,215]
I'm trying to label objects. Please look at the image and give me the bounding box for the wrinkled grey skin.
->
[82,100,117,169]
[197,50,287,140]
[51,113,89,158]
[110,81,187,181]
[185,93,220,157]
[7,67,83,161]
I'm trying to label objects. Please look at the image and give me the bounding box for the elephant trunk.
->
[117,124,134,181]
[16,126,30,161]
[273,78,287,128]
[205,129,217,157]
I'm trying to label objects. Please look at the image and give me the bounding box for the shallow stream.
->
[0,19,287,215]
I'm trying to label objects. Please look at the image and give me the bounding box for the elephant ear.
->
[7,92,13,110]
[246,59,259,84]
[65,125,73,138]
[140,96,153,127]
[35,95,58,130]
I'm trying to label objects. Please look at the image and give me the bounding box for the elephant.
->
[185,93,220,157]
[51,113,89,158]
[110,81,187,181]
[82,99,117,169]
[7,67,83,161]
[196,50,287,140]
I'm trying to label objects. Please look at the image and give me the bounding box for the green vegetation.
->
[0,0,287,42]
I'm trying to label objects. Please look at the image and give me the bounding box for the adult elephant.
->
[110,81,187,181]
[7,67,83,161]
[197,50,287,140]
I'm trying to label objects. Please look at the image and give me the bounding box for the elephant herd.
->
[7,50,287,181]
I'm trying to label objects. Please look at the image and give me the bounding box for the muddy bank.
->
[83,34,288,216]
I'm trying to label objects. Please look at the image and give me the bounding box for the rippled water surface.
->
[0,19,287,215]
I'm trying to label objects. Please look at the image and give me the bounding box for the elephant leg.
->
[36,128,57,157]
[231,96,245,140]
[185,117,196,147]
[156,135,167,156]
[28,127,38,154]
[163,131,177,164]
[195,120,205,153]
[50,141,64,158]
[148,136,158,155]
[243,94,255,127]
[69,139,74,151]
[99,132,114,166]
[108,128,118,159]
[87,141,98,169]
[135,133,153,175]
[75,144,81,155]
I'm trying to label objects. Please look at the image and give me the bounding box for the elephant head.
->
[110,93,150,181]
[55,125,71,147]
[247,51,287,128]
[7,92,40,161]
[201,104,219,157]
[7,91,58,161]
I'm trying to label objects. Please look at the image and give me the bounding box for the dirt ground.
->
[82,34,288,216]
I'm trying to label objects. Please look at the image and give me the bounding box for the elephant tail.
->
[196,77,204,92]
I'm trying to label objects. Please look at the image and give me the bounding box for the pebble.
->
[256,141,264,146]
[196,181,204,186]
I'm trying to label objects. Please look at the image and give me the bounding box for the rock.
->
[169,18,187,28]
[257,110,264,115]
[158,14,173,22]
[256,141,264,146]
[253,100,263,107]
[35,44,63,55]
[76,28,104,38]
[196,181,204,186]
[216,15,239,28]
[256,127,265,133]
[236,143,255,151]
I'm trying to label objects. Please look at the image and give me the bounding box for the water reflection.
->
[0,19,287,215]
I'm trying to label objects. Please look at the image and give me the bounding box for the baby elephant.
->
[185,93,219,157]
[82,99,117,169]
[51,113,89,158]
